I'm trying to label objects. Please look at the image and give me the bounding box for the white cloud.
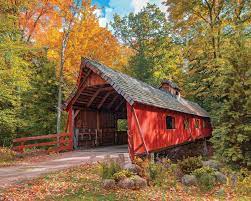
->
[97,7,113,28]
[96,0,167,28]
[94,8,102,18]
[131,0,148,13]
[131,0,166,13]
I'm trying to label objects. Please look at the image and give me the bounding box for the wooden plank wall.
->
[127,102,212,155]
[75,109,117,148]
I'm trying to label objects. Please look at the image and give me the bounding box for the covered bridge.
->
[64,58,212,160]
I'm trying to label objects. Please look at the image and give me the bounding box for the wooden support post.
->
[68,108,74,150]
[127,130,135,161]
[64,114,70,133]
[132,107,149,155]
[74,128,79,150]
[96,111,100,146]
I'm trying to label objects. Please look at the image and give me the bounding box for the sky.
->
[92,0,167,28]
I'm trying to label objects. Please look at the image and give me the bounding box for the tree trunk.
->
[55,0,80,147]
[56,38,66,146]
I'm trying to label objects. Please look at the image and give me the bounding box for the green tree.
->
[111,3,184,86]
[19,52,58,136]
[165,0,251,166]
[0,0,31,145]
[211,39,251,167]
[0,0,59,146]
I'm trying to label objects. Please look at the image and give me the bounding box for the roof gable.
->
[65,58,210,118]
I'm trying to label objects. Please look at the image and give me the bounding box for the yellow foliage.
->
[21,0,130,87]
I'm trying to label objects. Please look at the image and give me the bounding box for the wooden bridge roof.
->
[64,58,210,118]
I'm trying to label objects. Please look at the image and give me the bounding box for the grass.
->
[1,163,250,201]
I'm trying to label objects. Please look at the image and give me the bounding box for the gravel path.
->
[0,145,129,189]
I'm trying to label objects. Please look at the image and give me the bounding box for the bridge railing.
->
[13,133,73,153]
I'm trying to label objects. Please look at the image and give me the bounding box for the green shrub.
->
[148,163,159,181]
[98,160,121,179]
[112,170,132,182]
[178,156,203,174]
[148,162,168,186]
[193,166,216,191]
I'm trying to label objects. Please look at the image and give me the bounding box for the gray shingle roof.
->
[161,80,180,90]
[82,58,209,118]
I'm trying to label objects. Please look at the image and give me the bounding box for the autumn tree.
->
[19,0,55,42]
[0,0,62,145]
[165,0,251,166]
[0,0,32,145]
[111,3,184,86]
[27,1,129,134]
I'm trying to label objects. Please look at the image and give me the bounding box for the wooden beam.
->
[127,130,135,161]
[134,143,144,153]
[98,92,111,109]
[132,107,149,155]
[69,108,74,150]
[74,110,80,119]
[108,95,118,109]
[75,100,87,104]
[100,86,114,92]
[64,114,70,132]
[115,99,125,111]
[67,70,92,110]
[87,86,114,107]
[87,88,102,107]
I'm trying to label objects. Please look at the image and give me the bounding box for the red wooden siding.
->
[86,72,106,87]
[127,102,212,155]
[64,59,212,159]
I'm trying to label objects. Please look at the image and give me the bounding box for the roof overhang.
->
[63,58,134,111]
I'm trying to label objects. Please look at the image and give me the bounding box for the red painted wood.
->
[86,73,106,86]
[13,133,69,143]
[132,106,149,154]
[127,102,212,155]
[65,60,213,159]
[68,108,74,150]
[12,133,72,152]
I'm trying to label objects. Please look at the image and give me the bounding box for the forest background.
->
[0,0,250,167]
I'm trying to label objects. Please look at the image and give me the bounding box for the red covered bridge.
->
[64,58,212,160]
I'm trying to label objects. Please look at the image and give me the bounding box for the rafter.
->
[87,88,101,107]
[87,87,113,107]
[107,95,118,109]
[67,69,92,110]
[115,99,125,111]
[98,92,111,109]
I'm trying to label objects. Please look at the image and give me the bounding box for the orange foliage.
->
[19,0,130,85]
